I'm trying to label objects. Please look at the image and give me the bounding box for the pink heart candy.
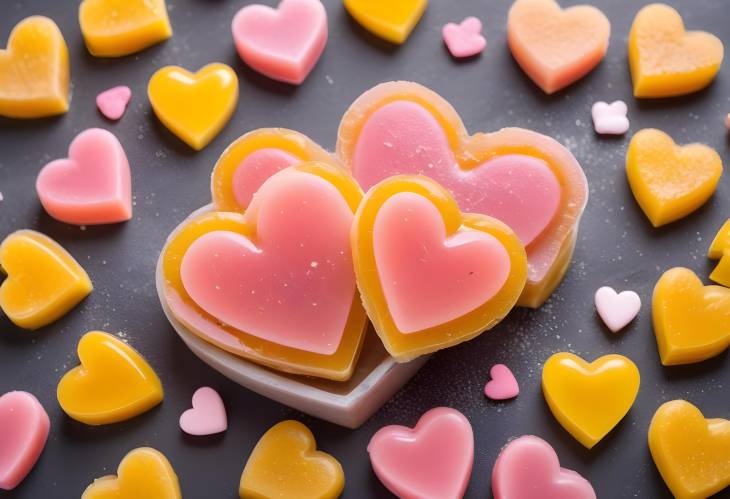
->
[96,85,132,121]
[231,148,300,209]
[484,364,519,400]
[0,391,50,491]
[368,407,474,499]
[180,168,356,355]
[179,387,227,436]
[492,435,596,499]
[442,17,486,58]
[594,286,641,333]
[591,100,629,135]
[232,0,328,84]
[36,128,132,225]
[374,192,511,333]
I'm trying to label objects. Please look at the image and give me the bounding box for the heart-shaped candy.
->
[211,128,339,212]
[148,63,239,150]
[343,0,427,44]
[82,447,180,499]
[442,17,486,59]
[542,352,640,448]
[0,16,69,118]
[629,4,724,98]
[162,162,368,380]
[0,391,50,491]
[484,364,519,400]
[240,420,344,499]
[57,331,163,425]
[591,100,629,135]
[0,230,92,329]
[594,286,641,333]
[368,407,474,499]
[708,220,730,287]
[653,267,730,366]
[96,86,131,120]
[179,387,227,436]
[232,0,328,84]
[492,435,596,499]
[627,129,722,227]
[36,128,132,225]
[79,0,172,57]
[352,175,527,361]
[649,400,730,499]
[507,0,610,94]
[338,81,587,308]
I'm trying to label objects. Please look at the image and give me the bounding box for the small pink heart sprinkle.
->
[96,86,132,121]
[594,286,641,333]
[484,364,519,400]
[179,387,227,436]
[442,17,486,58]
[591,100,629,135]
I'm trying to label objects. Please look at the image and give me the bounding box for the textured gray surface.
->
[1,0,729,497]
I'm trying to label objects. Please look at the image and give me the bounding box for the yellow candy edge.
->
[162,162,368,381]
[342,0,428,44]
[351,175,527,362]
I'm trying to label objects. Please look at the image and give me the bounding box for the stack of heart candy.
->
[1,0,729,497]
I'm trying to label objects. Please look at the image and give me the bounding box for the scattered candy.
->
[57,331,163,425]
[368,407,473,499]
[507,0,610,94]
[442,17,486,59]
[240,420,344,499]
[707,219,730,287]
[163,163,367,380]
[343,0,427,44]
[79,0,172,57]
[36,128,132,225]
[0,230,92,329]
[629,3,724,98]
[179,387,227,436]
[594,286,641,333]
[211,128,338,212]
[542,352,640,448]
[96,86,132,120]
[337,81,588,308]
[232,0,327,85]
[352,175,527,361]
[591,100,629,135]
[484,364,520,400]
[148,63,239,151]
[81,447,181,499]
[626,128,722,227]
[492,435,596,499]
[0,392,50,491]
[0,16,69,118]
[649,400,730,499]
[652,267,730,366]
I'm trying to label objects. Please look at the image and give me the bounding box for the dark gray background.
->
[1,0,729,497]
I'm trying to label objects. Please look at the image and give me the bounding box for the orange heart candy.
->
[507,0,610,94]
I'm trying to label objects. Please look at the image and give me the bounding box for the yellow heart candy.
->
[652,267,730,366]
[629,3,724,98]
[148,63,239,151]
[0,230,92,329]
[57,331,163,425]
[0,16,69,118]
[343,0,427,44]
[649,400,730,499]
[240,420,344,499]
[82,447,181,499]
[79,0,172,57]
[626,128,722,227]
[542,352,640,449]
[707,219,730,287]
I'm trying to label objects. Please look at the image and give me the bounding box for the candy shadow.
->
[58,402,163,441]
[148,115,205,158]
[227,49,299,97]
[634,82,718,112]
[659,351,729,382]
[180,430,226,447]
[339,9,400,56]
